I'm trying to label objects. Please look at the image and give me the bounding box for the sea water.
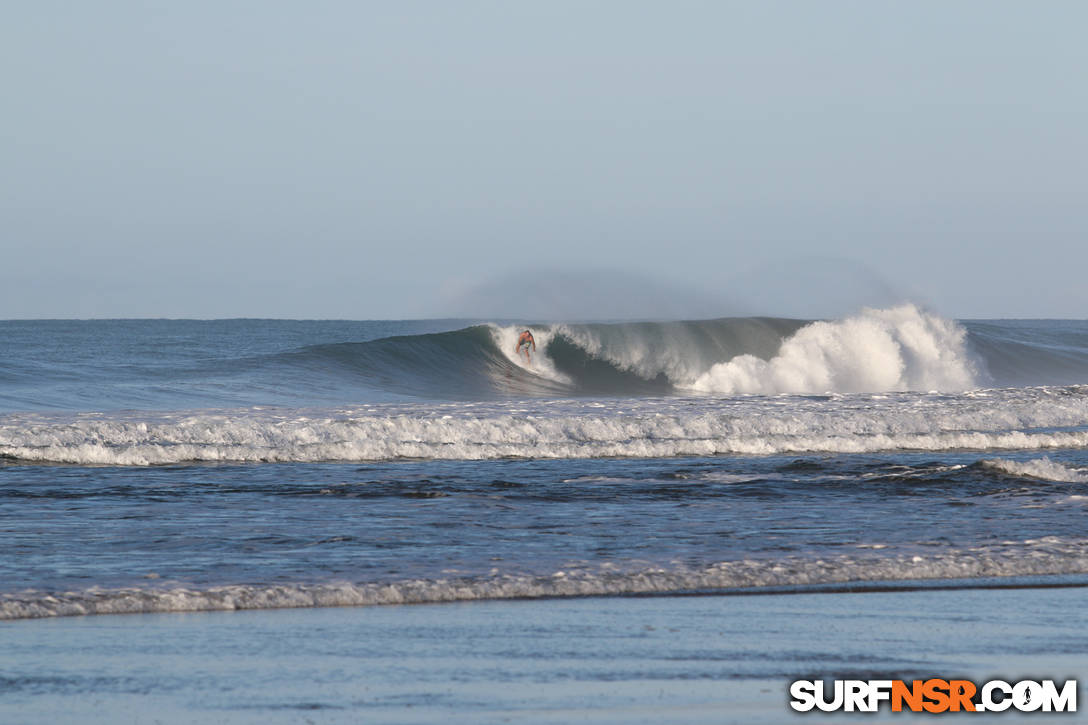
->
[2,304,1088,620]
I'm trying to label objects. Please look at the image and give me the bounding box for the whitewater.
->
[2,305,1088,621]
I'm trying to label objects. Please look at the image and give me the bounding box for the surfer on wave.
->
[515,329,536,364]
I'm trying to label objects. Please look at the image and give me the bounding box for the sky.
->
[2,1,1086,320]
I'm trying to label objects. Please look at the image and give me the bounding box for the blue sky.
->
[3,1,1085,319]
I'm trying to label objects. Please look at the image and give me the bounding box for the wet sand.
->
[2,584,1085,724]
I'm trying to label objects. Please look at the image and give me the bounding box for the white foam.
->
[692,305,978,394]
[982,457,1088,483]
[3,386,1088,464]
[4,538,1087,620]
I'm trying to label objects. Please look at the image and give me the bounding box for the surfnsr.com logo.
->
[789,679,1077,713]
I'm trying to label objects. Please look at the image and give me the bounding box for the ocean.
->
[2,305,1087,721]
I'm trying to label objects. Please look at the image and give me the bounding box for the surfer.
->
[515,329,536,363]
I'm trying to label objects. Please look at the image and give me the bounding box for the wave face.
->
[965,319,1088,388]
[263,305,1087,400]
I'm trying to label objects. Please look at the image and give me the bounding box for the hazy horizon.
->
[4,2,1086,320]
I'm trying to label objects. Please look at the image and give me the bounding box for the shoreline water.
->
[5,572,1088,623]
[3,586,1084,724]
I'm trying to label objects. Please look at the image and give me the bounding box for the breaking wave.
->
[260,305,1088,400]
[981,457,1088,483]
[690,306,976,394]
[259,304,976,399]
[4,537,1087,620]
